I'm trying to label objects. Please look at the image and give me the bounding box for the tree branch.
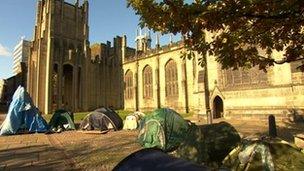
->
[242,9,303,20]
[274,57,304,64]
[258,55,304,65]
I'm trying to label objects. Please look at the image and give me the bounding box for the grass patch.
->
[42,109,194,123]
[180,112,194,119]
[73,112,90,122]
[43,112,89,123]
[116,110,133,120]
[43,114,52,122]
[116,110,193,119]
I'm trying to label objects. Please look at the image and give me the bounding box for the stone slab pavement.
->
[0,133,77,171]
[191,117,304,142]
[0,130,140,171]
[0,117,303,170]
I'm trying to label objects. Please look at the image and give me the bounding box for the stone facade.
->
[27,0,129,114]
[123,34,304,119]
[88,36,135,110]
[27,0,304,119]
[123,41,199,113]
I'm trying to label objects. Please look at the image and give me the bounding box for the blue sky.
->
[0,0,180,79]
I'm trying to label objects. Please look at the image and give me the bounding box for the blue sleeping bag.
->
[0,86,49,135]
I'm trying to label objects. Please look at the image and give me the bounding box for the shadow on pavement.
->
[62,132,141,170]
[0,104,8,114]
[0,144,79,170]
[254,122,304,143]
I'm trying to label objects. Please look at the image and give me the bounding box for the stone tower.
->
[27,0,91,114]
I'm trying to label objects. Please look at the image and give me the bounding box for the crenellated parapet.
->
[90,36,135,66]
[124,40,184,63]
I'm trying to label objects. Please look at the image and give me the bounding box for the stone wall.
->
[123,43,204,113]
[28,0,90,114]
[123,40,304,120]
[210,60,304,119]
[88,36,133,110]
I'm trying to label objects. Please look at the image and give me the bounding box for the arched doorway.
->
[63,64,73,110]
[213,96,223,119]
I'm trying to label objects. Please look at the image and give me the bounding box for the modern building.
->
[12,38,31,75]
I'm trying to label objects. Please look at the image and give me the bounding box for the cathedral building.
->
[123,30,304,120]
[27,0,304,120]
[27,0,131,114]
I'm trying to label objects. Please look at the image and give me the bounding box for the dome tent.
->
[138,108,190,152]
[0,86,49,135]
[175,122,241,166]
[80,108,123,132]
[123,111,145,130]
[223,138,304,170]
[49,109,76,131]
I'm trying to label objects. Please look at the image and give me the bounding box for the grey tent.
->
[80,108,123,132]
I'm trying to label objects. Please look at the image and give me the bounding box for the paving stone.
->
[7,143,26,149]
[0,118,302,170]
[0,144,9,151]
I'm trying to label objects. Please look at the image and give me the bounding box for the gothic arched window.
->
[223,66,268,87]
[143,65,153,99]
[165,59,178,98]
[125,70,133,99]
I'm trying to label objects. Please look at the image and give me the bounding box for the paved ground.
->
[0,115,303,170]
[0,130,140,171]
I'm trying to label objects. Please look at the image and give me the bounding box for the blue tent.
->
[0,86,48,135]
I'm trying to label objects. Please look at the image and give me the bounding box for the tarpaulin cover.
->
[175,122,241,166]
[0,86,48,135]
[223,138,304,171]
[123,111,145,130]
[138,108,189,152]
[113,148,210,171]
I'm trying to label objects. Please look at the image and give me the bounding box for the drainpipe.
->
[156,37,161,109]
[183,59,189,113]
[156,55,161,109]
[135,53,139,111]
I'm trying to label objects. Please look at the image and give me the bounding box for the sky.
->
[0,0,180,79]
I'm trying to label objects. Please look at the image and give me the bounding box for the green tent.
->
[223,138,304,171]
[175,122,241,167]
[49,109,76,131]
[138,108,190,152]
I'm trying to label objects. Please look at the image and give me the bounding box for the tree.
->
[127,0,304,71]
